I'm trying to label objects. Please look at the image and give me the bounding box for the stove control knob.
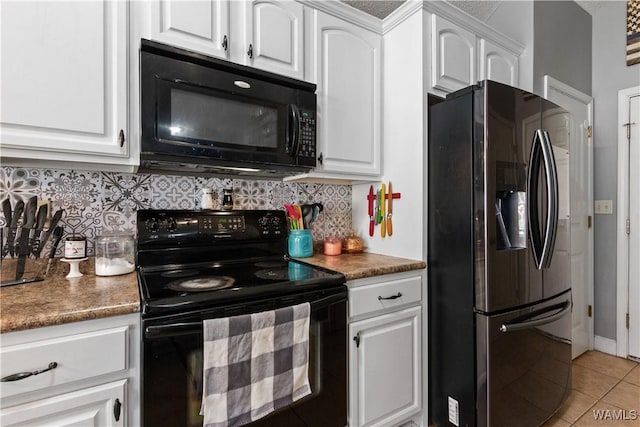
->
[146,218,160,233]
[167,218,178,232]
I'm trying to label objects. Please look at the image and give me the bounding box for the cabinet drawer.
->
[0,327,128,398]
[349,275,421,319]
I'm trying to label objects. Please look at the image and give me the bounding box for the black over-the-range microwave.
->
[140,39,317,178]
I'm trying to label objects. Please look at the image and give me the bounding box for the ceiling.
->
[342,1,603,20]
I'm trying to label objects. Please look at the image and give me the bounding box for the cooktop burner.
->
[167,276,235,292]
[254,268,289,281]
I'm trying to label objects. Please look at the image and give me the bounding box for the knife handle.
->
[387,216,393,236]
[369,218,374,237]
[381,216,386,237]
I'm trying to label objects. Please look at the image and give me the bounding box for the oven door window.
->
[142,295,346,427]
[156,79,287,153]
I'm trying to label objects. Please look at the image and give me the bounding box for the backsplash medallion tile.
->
[0,166,352,255]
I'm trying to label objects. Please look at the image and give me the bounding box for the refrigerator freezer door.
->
[476,290,572,427]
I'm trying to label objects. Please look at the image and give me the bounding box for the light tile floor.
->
[543,351,640,426]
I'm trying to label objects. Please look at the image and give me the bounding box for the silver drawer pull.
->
[378,292,402,301]
[1,362,58,382]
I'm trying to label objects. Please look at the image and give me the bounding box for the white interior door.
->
[544,76,594,359]
[617,87,640,360]
[626,93,640,359]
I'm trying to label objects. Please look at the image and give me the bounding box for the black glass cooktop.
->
[138,258,345,316]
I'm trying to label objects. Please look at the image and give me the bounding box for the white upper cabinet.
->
[431,14,476,93]
[479,38,519,87]
[305,8,381,177]
[148,0,304,79]
[0,0,131,169]
[429,11,522,95]
[150,0,230,59]
[242,0,304,79]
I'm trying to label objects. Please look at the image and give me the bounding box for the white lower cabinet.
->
[0,314,139,427]
[0,380,126,427]
[348,273,422,427]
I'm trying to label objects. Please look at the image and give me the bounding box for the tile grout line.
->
[566,361,639,426]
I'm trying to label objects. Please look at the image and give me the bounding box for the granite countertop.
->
[297,252,426,281]
[1,252,425,334]
[1,257,140,334]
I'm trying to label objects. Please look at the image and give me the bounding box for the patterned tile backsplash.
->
[0,167,352,255]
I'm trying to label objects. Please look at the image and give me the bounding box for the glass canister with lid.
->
[94,234,135,276]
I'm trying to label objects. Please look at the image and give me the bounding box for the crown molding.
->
[422,1,524,54]
[381,0,423,35]
[298,0,382,33]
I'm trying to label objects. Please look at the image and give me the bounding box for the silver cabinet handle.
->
[1,362,58,382]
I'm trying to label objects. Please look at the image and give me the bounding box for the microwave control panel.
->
[298,110,316,162]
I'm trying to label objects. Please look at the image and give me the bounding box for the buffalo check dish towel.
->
[200,302,312,427]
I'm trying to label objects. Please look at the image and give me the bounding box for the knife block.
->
[0,257,47,287]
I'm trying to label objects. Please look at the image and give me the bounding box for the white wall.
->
[352,9,425,261]
[592,1,640,340]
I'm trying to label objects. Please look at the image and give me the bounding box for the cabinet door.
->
[242,0,304,79]
[479,38,519,87]
[307,9,381,176]
[0,380,126,427]
[150,0,230,59]
[431,14,476,93]
[0,1,128,161]
[349,306,422,427]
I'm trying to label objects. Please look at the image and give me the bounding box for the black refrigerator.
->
[428,80,572,427]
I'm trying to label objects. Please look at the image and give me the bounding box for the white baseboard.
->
[594,335,617,355]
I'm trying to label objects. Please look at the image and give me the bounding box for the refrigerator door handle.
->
[499,300,571,333]
[527,129,559,270]
[527,130,545,269]
[539,130,559,269]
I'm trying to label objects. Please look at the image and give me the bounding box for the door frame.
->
[616,85,640,358]
[543,75,594,355]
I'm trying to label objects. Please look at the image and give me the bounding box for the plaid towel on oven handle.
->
[200,302,312,427]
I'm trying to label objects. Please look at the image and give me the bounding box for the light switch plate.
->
[594,200,613,214]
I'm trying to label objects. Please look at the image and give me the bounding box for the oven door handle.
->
[145,289,347,339]
[145,322,202,339]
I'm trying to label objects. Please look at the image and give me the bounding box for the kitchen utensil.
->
[301,205,313,230]
[294,205,304,229]
[15,196,37,279]
[4,199,23,257]
[45,226,64,276]
[387,182,393,236]
[368,186,375,237]
[34,209,64,258]
[2,198,12,229]
[30,204,48,257]
[284,204,299,230]
[1,198,12,259]
[380,183,386,237]
[311,203,323,225]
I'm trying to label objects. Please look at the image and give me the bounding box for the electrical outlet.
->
[594,200,613,215]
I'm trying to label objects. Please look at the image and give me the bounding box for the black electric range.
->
[136,209,348,427]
